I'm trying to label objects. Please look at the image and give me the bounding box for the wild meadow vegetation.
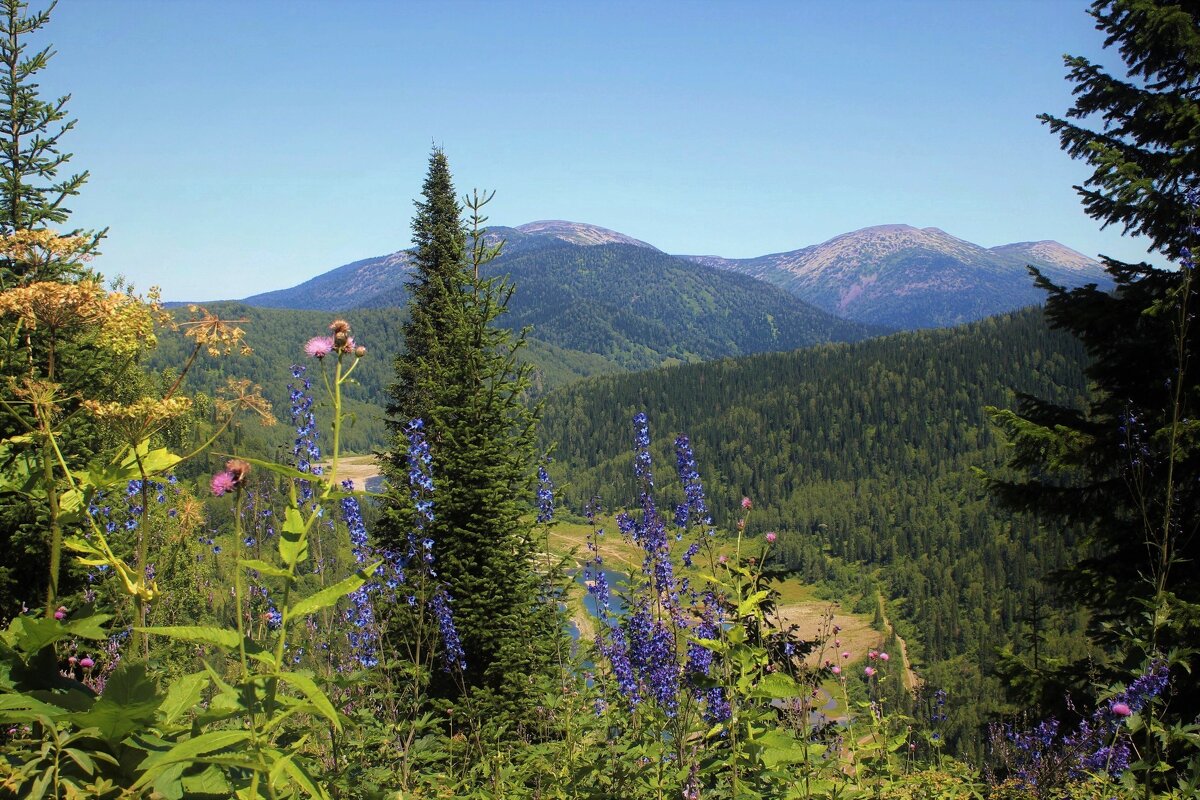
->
[0,0,1199,797]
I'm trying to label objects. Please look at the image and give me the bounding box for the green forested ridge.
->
[539,306,1093,748]
[360,241,883,370]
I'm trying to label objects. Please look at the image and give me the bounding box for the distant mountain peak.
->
[989,240,1101,273]
[515,220,661,251]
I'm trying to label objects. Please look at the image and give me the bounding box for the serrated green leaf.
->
[134,730,251,787]
[278,670,341,732]
[749,672,802,699]
[0,693,67,723]
[63,747,97,776]
[180,764,231,795]
[286,562,379,619]
[279,752,328,799]
[280,507,308,567]
[159,671,209,725]
[71,664,160,743]
[757,729,809,768]
[151,762,185,800]
[138,625,240,649]
[239,558,292,578]
[63,613,114,641]
[737,589,770,618]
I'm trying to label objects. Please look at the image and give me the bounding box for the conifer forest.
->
[0,1,1199,798]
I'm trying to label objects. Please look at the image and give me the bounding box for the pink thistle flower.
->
[304,335,334,358]
[835,639,841,647]
[831,665,841,675]
[765,531,777,544]
[54,610,64,620]
[79,657,94,669]
[68,656,77,664]
[1112,702,1132,717]
[741,497,752,510]
[211,471,236,496]
[841,651,850,659]
[869,650,879,660]
[864,666,877,677]
[718,554,728,564]
[880,652,890,662]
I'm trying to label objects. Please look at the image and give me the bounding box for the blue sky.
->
[37,0,1163,301]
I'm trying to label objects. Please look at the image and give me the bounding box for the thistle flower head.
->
[305,335,334,358]
[210,471,236,496]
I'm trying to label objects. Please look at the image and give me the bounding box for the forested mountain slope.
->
[360,242,882,370]
[539,306,1092,745]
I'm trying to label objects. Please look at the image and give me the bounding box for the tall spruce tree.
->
[381,149,560,716]
[988,0,1200,745]
[0,0,99,286]
[0,0,112,615]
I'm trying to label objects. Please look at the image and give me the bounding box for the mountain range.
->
[681,224,1110,329]
[241,220,1110,332]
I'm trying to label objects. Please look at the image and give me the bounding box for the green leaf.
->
[134,730,252,787]
[749,672,802,699]
[180,764,231,796]
[88,444,181,491]
[280,507,308,567]
[138,625,240,649]
[72,678,160,743]
[737,589,771,618]
[756,729,810,768]
[278,752,329,799]
[64,613,114,641]
[286,562,379,619]
[1,611,109,658]
[277,670,341,732]
[159,671,209,725]
[0,693,67,723]
[239,558,292,579]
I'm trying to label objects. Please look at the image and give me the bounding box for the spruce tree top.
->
[410,149,466,283]
[1039,0,1200,259]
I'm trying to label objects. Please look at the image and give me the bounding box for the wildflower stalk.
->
[232,487,251,679]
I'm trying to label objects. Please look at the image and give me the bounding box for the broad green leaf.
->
[737,589,771,618]
[57,488,85,522]
[31,770,52,800]
[688,636,727,655]
[64,613,114,641]
[277,670,341,732]
[71,663,160,743]
[150,762,185,800]
[159,671,209,725]
[180,764,232,796]
[134,730,251,785]
[138,625,240,649]
[749,672,802,699]
[88,444,181,490]
[280,507,308,567]
[0,693,67,723]
[286,562,379,619]
[279,752,329,799]
[239,558,292,579]
[63,746,97,776]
